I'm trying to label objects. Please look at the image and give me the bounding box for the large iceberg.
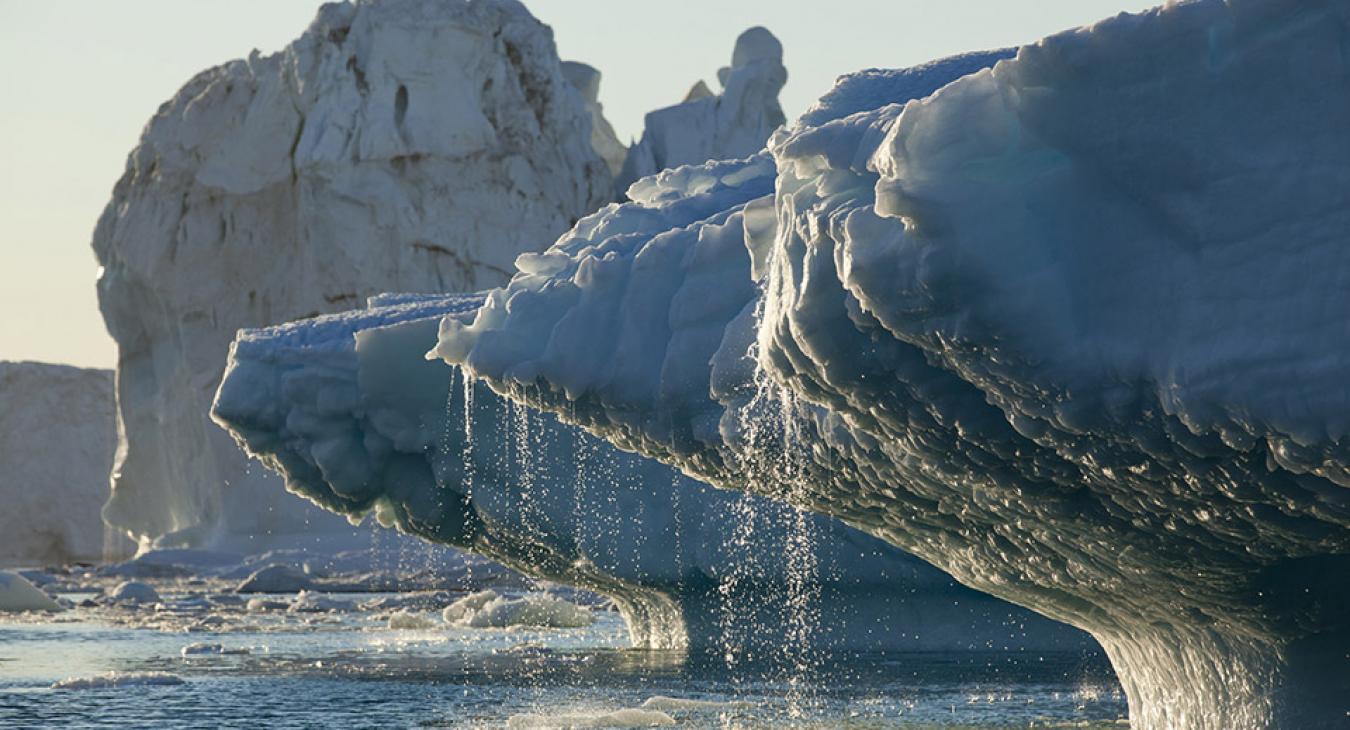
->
[0,362,120,566]
[212,291,1091,653]
[92,0,613,548]
[431,1,1350,727]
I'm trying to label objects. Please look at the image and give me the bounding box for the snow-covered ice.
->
[0,362,118,566]
[428,1,1350,727]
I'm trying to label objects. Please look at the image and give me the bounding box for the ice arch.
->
[213,291,1092,654]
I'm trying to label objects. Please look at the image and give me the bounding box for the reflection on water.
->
[0,591,1125,728]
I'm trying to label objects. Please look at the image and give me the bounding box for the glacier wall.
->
[212,293,1093,654]
[92,0,612,548]
[431,2,1350,727]
[0,362,121,566]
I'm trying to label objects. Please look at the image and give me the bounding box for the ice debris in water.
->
[506,709,676,728]
[106,581,161,605]
[443,590,594,629]
[51,672,185,691]
[180,643,250,657]
[234,565,315,594]
[387,611,438,630]
[0,571,62,612]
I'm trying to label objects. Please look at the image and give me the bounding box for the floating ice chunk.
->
[506,709,675,728]
[387,610,437,630]
[0,571,62,612]
[235,565,315,594]
[443,591,593,629]
[245,597,288,613]
[106,581,160,605]
[51,672,184,690]
[442,590,500,624]
[639,696,745,711]
[287,591,350,613]
[180,642,250,656]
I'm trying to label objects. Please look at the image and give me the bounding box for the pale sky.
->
[0,0,1160,370]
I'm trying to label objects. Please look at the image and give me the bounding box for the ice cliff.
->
[212,292,1091,653]
[0,362,118,566]
[92,0,613,548]
[431,1,1350,727]
[615,27,788,196]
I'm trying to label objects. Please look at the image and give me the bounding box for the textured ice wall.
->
[212,293,1092,653]
[615,27,788,197]
[0,362,119,566]
[92,0,612,548]
[433,2,1350,727]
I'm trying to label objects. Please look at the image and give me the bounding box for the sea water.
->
[0,587,1125,728]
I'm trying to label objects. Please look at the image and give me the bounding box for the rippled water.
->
[0,590,1126,728]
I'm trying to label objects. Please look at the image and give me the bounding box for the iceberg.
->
[212,289,1091,653]
[0,362,119,566]
[615,27,789,197]
[430,1,1350,727]
[92,0,613,549]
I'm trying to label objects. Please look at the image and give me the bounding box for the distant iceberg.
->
[428,1,1350,727]
[93,0,613,551]
[0,362,119,566]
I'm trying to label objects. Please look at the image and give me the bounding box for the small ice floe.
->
[506,709,675,728]
[180,642,250,657]
[155,595,211,614]
[0,571,62,612]
[287,590,350,613]
[387,610,437,630]
[443,590,593,629]
[359,591,455,612]
[235,564,316,593]
[640,696,746,711]
[51,672,184,690]
[105,581,161,605]
[492,642,553,657]
[245,597,289,612]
